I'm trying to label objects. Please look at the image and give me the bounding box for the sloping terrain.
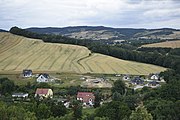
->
[26,26,180,40]
[0,32,166,75]
[141,40,180,48]
[0,29,7,32]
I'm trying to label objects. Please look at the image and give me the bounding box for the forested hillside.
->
[26,26,180,41]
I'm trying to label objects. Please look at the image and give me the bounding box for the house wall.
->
[37,75,49,82]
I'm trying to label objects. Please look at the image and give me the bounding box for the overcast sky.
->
[0,0,180,30]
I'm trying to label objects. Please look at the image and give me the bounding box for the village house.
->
[22,69,32,77]
[149,73,160,80]
[35,88,53,99]
[131,77,144,85]
[77,92,95,106]
[122,75,130,81]
[36,73,50,82]
[12,93,29,98]
[147,81,160,88]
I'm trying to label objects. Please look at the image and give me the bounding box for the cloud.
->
[0,0,179,30]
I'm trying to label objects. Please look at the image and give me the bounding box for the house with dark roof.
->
[148,81,160,88]
[77,92,95,106]
[35,88,53,99]
[131,77,144,85]
[23,69,32,77]
[36,73,50,82]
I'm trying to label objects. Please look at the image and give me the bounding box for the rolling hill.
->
[141,40,180,48]
[26,26,180,41]
[0,29,7,32]
[0,32,166,75]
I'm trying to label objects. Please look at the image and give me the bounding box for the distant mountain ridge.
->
[0,29,7,32]
[26,26,180,40]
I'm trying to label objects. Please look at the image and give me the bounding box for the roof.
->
[149,81,159,85]
[77,92,95,103]
[35,88,50,95]
[131,77,144,84]
[12,93,28,97]
[38,73,49,78]
[149,73,159,77]
[23,69,32,74]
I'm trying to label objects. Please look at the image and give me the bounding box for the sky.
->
[0,0,180,30]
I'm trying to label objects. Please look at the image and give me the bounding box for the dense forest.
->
[1,26,178,120]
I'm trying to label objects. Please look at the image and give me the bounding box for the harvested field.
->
[141,40,180,48]
[0,32,166,75]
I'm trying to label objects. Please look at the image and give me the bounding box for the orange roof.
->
[77,92,95,103]
[35,88,49,94]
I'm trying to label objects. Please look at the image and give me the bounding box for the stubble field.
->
[0,32,166,75]
[141,40,180,48]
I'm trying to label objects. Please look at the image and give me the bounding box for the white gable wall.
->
[37,75,49,82]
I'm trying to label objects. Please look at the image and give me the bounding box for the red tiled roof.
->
[35,88,49,95]
[77,92,95,103]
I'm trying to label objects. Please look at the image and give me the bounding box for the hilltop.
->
[0,32,166,75]
[26,26,180,41]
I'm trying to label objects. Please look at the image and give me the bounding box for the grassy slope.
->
[0,32,166,75]
[141,40,180,48]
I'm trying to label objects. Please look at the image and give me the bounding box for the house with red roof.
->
[35,88,53,99]
[77,92,95,106]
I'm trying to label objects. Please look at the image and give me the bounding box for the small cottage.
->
[35,88,53,99]
[149,74,160,80]
[148,81,160,88]
[77,92,95,106]
[23,69,32,77]
[36,73,50,82]
[122,75,130,81]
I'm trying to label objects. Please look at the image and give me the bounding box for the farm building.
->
[77,92,95,106]
[12,93,28,98]
[37,73,50,82]
[35,88,53,99]
[22,69,32,77]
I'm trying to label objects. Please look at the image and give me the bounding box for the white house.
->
[122,75,130,81]
[150,74,160,80]
[37,73,50,82]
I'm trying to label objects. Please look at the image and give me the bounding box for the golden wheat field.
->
[0,32,166,75]
[141,40,180,48]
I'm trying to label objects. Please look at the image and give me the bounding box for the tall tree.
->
[95,101,131,120]
[129,105,153,120]
[36,103,51,119]
[94,90,102,108]
[111,80,126,95]
[72,100,82,120]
